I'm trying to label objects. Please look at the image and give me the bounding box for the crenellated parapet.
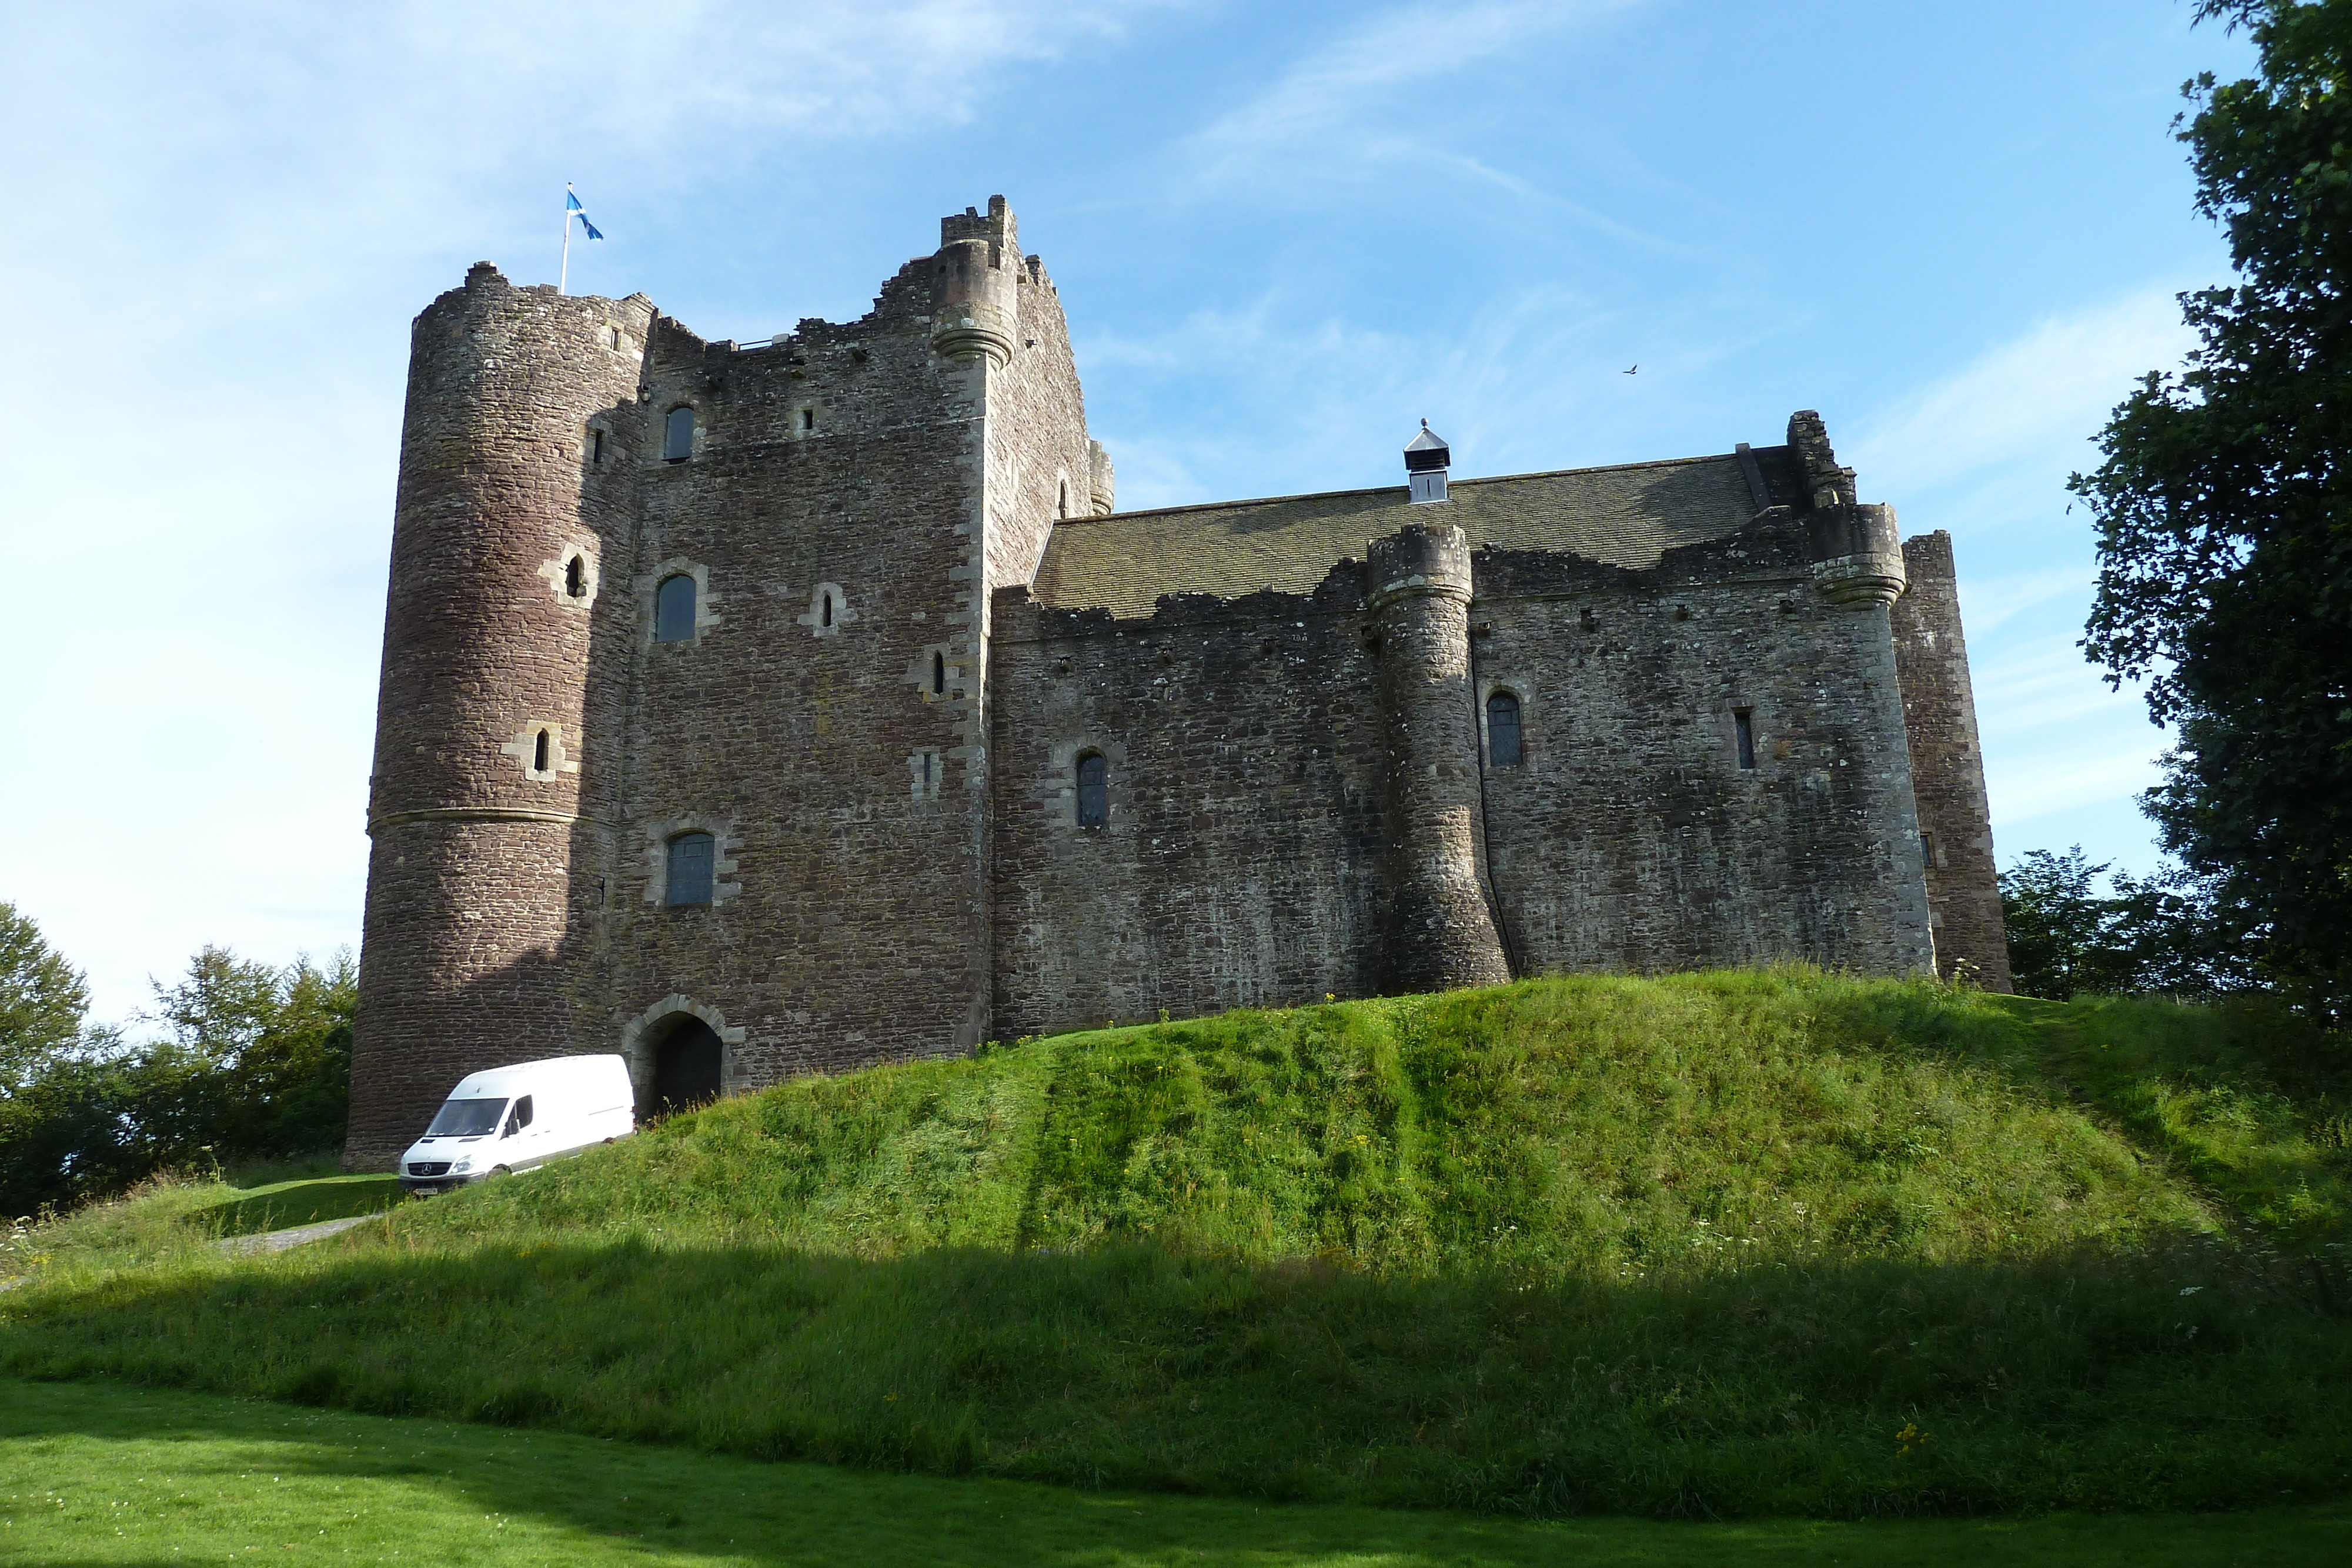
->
[930,196,1021,367]
[1789,411,1907,610]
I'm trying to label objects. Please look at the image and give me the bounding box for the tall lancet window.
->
[1075,753,1107,829]
[1486,692,1522,768]
[667,833,714,907]
[655,574,696,643]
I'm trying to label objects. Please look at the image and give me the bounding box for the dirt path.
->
[215,1213,377,1256]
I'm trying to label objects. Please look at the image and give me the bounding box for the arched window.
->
[667,833,714,907]
[1486,691,1523,768]
[821,590,834,629]
[1075,753,1107,829]
[655,574,696,643]
[933,651,946,696]
[532,730,550,773]
[663,406,694,463]
[564,556,586,598]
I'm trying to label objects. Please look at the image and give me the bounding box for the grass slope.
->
[9,1377,2350,1567]
[4,970,2347,1521]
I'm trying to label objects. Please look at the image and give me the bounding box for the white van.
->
[398,1055,636,1193]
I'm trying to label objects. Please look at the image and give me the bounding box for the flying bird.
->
[1623,364,1638,376]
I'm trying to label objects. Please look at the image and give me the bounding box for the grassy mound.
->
[4,969,2347,1519]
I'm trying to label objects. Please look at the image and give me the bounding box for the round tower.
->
[344,263,652,1169]
[1368,519,1513,995]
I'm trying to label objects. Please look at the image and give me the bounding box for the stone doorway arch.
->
[619,994,744,1119]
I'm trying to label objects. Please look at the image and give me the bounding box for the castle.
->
[345,196,2010,1169]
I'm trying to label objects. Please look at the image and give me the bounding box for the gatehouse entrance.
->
[645,1016,723,1118]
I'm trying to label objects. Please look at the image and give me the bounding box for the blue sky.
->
[0,1,2253,1025]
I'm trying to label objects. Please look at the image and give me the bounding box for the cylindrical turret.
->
[1789,410,1906,609]
[929,198,1019,367]
[1088,438,1116,516]
[345,263,652,1169]
[1369,523,1513,995]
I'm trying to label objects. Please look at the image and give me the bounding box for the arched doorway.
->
[645,1016,723,1118]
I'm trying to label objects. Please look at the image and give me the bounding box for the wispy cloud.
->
[0,0,1171,1025]
[1843,287,2198,869]
[1169,0,1652,228]
[1846,284,2193,516]
[1084,268,1772,507]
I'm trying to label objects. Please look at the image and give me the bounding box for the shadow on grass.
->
[4,1232,2348,1522]
[5,1377,2350,1567]
[181,1176,406,1239]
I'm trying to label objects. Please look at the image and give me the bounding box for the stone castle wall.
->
[989,572,1388,1037]
[1472,519,1934,979]
[1892,532,2013,987]
[348,269,654,1167]
[346,199,2003,1170]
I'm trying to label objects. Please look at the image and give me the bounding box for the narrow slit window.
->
[589,429,604,464]
[933,651,946,696]
[564,556,586,598]
[801,408,816,432]
[532,730,550,773]
[1486,691,1523,768]
[655,574,696,643]
[1733,708,1757,771]
[821,591,834,629]
[663,406,694,462]
[1058,479,1070,519]
[667,833,715,907]
[1920,831,1937,870]
[1076,753,1107,829]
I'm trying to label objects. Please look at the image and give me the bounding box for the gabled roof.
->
[1029,447,1798,619]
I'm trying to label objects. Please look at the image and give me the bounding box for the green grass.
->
[2,1158,401,1284]
[4,970,2347,1522]
[187,1175,407,1239]
[7,1378,2347,1567]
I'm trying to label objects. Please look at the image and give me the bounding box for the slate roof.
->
[1030,449,1794,619]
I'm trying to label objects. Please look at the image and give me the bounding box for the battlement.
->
[941,195,1017,257]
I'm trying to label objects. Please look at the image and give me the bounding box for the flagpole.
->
[560,185,572,295]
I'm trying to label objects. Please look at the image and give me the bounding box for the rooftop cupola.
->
[1405,420,1451,504]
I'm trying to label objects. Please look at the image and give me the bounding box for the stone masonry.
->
[345,196,2009,1168]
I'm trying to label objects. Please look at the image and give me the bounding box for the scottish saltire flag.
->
[567,185,603,240]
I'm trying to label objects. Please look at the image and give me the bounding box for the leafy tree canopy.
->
[1999,848,2257,1001]
[0,942,356,1218]
[0,901,88,1096]
[2072,0,2352,1022]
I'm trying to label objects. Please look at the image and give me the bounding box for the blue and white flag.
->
[566,186,604,240]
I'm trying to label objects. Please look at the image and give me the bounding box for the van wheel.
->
[490,1165,510,1177]
[602,1138,616,1145]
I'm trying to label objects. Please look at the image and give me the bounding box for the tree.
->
[2070,0,2352,1025]
[1999,848,2257,1001]
[0,942,356,1218]
[2002,848,2133,1000]
[0,901,88,1096]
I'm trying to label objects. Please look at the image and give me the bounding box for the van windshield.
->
[425,1098,507,1138]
